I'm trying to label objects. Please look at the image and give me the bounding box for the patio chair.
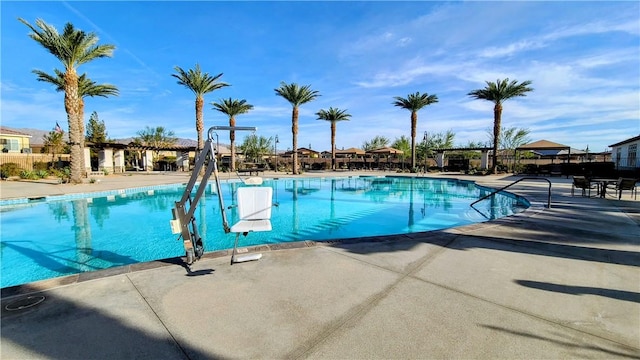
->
[229,185,273,264]
[606,178,638,200]
[571,176,598,197]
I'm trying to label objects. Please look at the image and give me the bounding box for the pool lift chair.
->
[170,125,270,267]
[229,182,273,264]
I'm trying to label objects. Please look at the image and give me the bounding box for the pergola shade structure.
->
[367,147,404,155]
[516,140,573,163]
[85,141,197,172]
[335,147,366,157]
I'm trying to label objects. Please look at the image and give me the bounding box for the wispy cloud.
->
[478,17,639,59]
[478,40,546,59]
[61,1,159,77]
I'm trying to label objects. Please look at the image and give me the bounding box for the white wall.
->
[611,138,639,169]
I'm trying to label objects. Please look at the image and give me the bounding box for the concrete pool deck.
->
[1,171,639,359]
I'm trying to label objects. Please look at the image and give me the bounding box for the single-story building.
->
[0,127,32,153]
[282,147,320,158]
[609,135,639,170]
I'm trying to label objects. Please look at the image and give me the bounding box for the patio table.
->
[590,178,618,198]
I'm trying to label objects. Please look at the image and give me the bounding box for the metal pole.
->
[208,126,256,170]
[212,132,219,164]
[275,135,279,172]
[423,131,428,174]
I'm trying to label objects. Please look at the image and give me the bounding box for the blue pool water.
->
[0,176,528,288]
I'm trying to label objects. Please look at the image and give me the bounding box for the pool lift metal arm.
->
[169,126,256,265]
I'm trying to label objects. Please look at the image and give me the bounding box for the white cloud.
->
[397,37,412,47]
[478,40,546,59]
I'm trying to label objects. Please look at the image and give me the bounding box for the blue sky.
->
[1,1,639,153]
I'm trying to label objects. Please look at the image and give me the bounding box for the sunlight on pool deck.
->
[1,171,639,359]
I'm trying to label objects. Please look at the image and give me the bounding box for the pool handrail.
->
[470,177,551,217]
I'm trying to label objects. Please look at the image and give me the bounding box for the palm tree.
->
[33,69,118,149]
[316,107,351,170]
[239,134,273,164]
[19,18,115,184]
[391,135,411,170]
[172,64,229,153]
[362,136,390,151]
[274,82,320,174]
[392,91,438,170]
[468,78,533,173]
[362,135,390,170]
[212,98,254,171]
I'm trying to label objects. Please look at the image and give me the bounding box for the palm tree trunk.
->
[292,106,299,174]
[411,111,417,169]
[230,116,236,171]
[64,70,83,184]
[331,121,336,170]
[78,98,86,173]
[79,99,86,149]
[195,96,204,153]
[492,103,503,174]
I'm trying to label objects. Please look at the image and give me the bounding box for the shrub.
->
[20,170,38,180]
[311,163,326,170]
[50,167,71,183]
[512,163,526,174]
[35,170,49,179]
[0,163,23,178]
[33,161,49,171]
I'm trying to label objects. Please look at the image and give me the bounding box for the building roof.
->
[86,141,197,152]
[434,147,492,152]
[367,147,404,154]
[335,147,366,155]
[516,139,570,150]
[0,127,32,137]
[284,147,320,154]
[609,135,640,148]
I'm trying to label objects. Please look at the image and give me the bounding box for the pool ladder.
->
[470,177,552,219]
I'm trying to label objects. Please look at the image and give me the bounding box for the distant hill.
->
[7,127,67,145]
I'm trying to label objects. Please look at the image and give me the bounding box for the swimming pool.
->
[0,176,528,288]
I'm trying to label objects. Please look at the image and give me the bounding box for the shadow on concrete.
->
[479,324,639,359]
[445,236,640,267]
[515,279,640,304]
[157,256,215,277]
[186,268,215,277]
[1,284,221,360]
[333,232,640,267]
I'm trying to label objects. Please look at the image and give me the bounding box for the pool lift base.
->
[231,232,263,264]
[233,253,263,263]
[170,125,266,267]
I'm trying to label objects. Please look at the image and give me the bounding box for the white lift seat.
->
[229,186,273,263]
